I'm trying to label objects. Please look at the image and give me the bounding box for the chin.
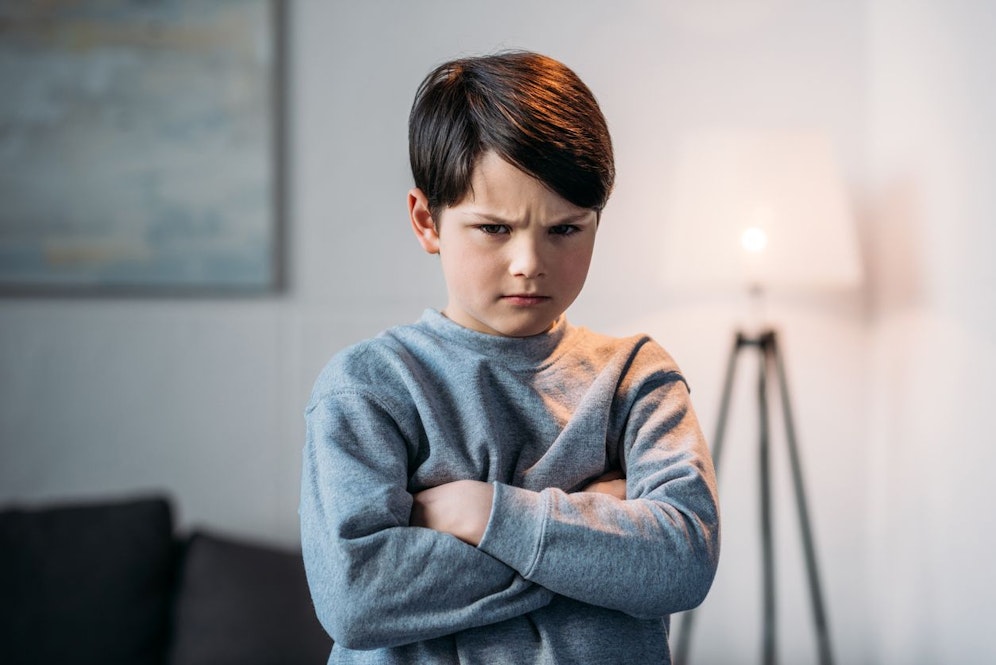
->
[499,320,556,338]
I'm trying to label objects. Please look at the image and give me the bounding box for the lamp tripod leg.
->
[673,331,834,665]
[759,333,777,665]
[672,332,743,665]
[769,332,835,665]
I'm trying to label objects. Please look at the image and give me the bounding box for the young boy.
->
[300,50,719,664]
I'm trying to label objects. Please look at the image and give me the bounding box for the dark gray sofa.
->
[0,495,331,665]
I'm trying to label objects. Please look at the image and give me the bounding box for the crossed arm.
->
[406,375,719,620]
[304,373,718,648]
[410,470,627,545]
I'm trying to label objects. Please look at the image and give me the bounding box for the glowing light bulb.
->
[741,226,768,253]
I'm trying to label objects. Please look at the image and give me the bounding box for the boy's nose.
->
[508,238,546,278]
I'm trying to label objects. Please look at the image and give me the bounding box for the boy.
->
[300,50,719,664]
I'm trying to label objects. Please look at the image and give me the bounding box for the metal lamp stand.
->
[673,328,834,665]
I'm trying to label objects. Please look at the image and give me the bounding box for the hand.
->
[580,469,627,500]
[410,480,494,546]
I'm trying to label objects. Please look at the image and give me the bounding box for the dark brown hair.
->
[408,51,615,216]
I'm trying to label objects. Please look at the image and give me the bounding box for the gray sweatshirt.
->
[300,309,719,664]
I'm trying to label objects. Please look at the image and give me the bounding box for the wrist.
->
[459,480,493,546]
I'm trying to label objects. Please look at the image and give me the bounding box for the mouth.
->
[502,294,551,306]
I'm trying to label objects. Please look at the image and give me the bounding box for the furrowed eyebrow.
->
[548,212,596,225]
[463,211,595,226]
[467,212,516,225]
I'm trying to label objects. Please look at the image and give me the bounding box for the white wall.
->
[2,0,993,662]
[866,2,996,663]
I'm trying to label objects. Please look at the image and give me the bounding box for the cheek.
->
[441,243,496,284]
[560,246,594,286]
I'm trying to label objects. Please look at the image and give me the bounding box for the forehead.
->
[455,151,590,221]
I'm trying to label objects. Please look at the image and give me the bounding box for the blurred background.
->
[2,1,994,663]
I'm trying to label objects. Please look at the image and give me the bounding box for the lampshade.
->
[660,130,862,293]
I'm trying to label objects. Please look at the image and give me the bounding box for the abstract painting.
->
[0,0,281,293]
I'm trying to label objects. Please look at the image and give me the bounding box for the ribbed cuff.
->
[477,482,548,578]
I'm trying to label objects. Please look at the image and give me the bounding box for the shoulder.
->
[306,321,438,413]
[565,327,693,409]
[571,326,685,379]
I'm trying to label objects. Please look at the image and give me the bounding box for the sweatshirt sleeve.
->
[300,387,554,651]
[476,357,720,619]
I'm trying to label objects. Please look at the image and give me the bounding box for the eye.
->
[549,224,581,236]
[478,224,510,235]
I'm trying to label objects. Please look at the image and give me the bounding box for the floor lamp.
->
[660,131,863,665]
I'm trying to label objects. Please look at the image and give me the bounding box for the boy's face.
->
[409,151,598,337]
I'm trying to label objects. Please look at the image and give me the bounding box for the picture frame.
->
[0,0,285,295]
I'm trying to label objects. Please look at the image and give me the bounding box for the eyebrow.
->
[464,210,595,226]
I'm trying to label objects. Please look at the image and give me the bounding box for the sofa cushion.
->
[0,495,176,665]
[168,529,331,665]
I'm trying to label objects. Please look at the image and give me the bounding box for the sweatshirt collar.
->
[418,309,572,369]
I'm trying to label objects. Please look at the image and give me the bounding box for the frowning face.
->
[409,151,598,338]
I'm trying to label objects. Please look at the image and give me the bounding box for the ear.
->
[408,188,440,254]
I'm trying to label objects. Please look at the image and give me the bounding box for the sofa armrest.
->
[168,529,331,665]
[0,495,176,665]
